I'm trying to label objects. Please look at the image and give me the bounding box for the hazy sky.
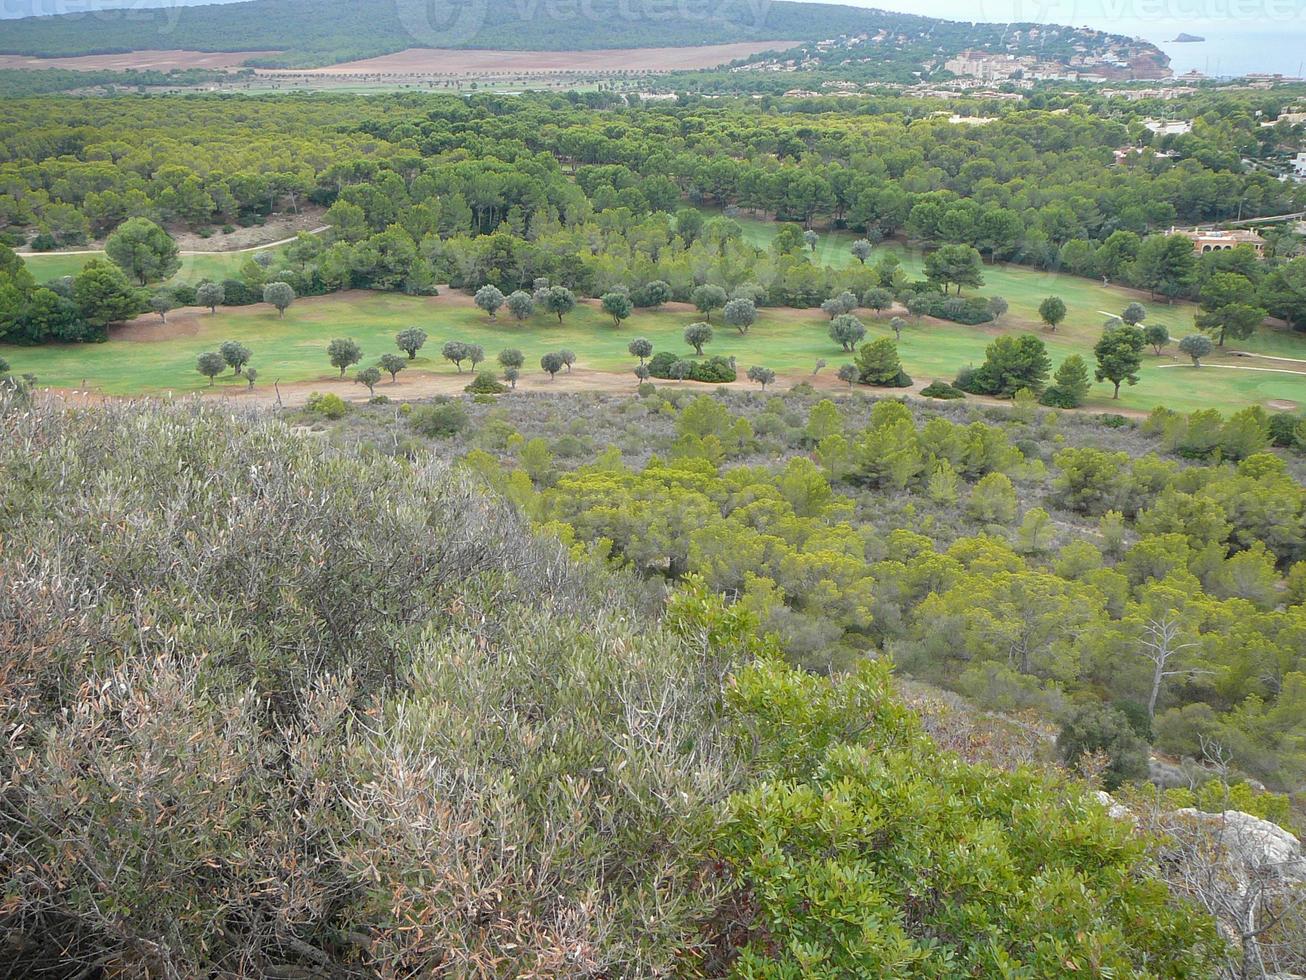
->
[3,0,1303,35]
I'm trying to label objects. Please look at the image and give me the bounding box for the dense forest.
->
[2,90,1305,349]
[0,66,240,98]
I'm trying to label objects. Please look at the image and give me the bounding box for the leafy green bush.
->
[305,391,348,419]
[647,350,737,383]
[219,277,257,305]
[716,657,1221,976]
[409,398,468,437]
[1268,411,1303,449]
[919,379,966,399]
[1057,702,1150,790]
[910,291,995,324]
[464,370,507,394]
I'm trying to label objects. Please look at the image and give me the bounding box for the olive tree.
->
[722,297,757,335]
[498,348,525,371]
[442,341,471,372]
[1121,301,1148,327]
[683,321,713,355]
[379,353,407,382]
[540,351,565,378]
[396,327,427,360]
[1178,333,1213,367]
[601,291,632,327]
[505,290,534,321]
[327,337,362,377]
[627,337,653,366]
[862,288,893,315]
[906,293,934,321]
[542,286,576,323]
[690,284,727,322]
[850,239,873,265]
[821,290,858,319]
[474,284,505,319]
[1038,296,1067,331]
[196,351,225,386]
[149,292,175,323]
[355,366,382,396]
[263,281,295,318]
[747,365,776,390]
[196,281,225,314]
[219,340,252,375]
[1144,322,1170,355]
[828,313,866,352]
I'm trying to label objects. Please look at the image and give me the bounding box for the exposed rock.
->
[1094,790,1134,821]
[1171,808,1306,884]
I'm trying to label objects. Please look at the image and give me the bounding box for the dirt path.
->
[18,227,329,258]
[1157,363,1306,375]
[46,366,1151,419]
[1225,350,1306,366]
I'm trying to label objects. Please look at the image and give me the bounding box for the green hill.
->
[0,0,932,67]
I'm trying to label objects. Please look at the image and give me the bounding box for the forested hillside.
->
[0,388,1231,976]
[2,91,1305,351]
[303,386,1306,797]
[0,0,1163,73]
[0,0,910,66]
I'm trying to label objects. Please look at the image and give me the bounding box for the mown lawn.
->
[20,245,286,285]
[731,215,1304,360]
[4,288,1303,414]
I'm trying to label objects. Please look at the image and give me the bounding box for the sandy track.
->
[0,50,280,71]
[1156,363,1306,375]
[19,226,328,259]
[266,41,802,76]
[48,364,1150,420]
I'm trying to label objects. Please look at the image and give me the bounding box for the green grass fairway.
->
[20,244,289,286]
[731,215,1303,361]
[4,288,1303,414]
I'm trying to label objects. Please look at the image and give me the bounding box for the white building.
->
[1293,151,1306,178]
[1144,118,1193,136]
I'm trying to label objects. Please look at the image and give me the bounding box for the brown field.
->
[267,41,803,76]
[0,49,281,71]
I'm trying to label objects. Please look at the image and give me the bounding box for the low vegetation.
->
[0,390,1239,976]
